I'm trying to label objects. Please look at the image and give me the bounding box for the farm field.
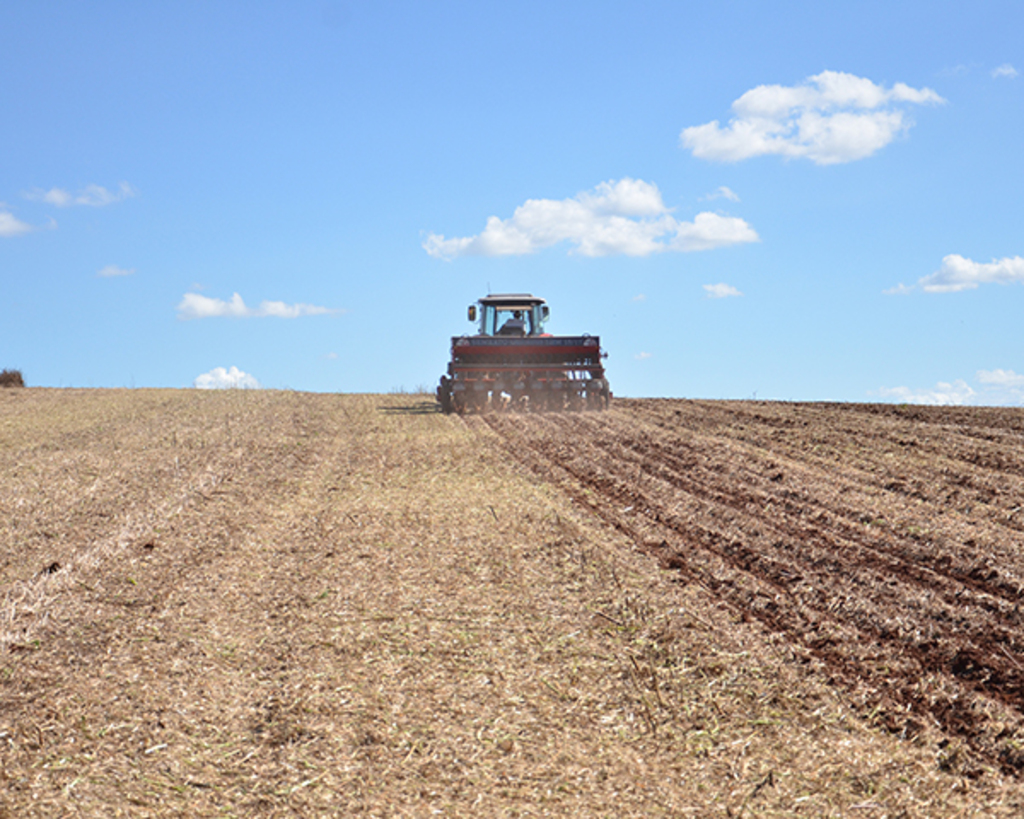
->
[1,389,1023,816]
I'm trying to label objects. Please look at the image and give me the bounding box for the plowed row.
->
[6,390,1024,814]
[481,399,1024,775]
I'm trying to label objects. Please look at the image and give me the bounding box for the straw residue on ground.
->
[0,390,1019,816]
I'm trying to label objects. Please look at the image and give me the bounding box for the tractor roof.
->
[479,293,546,307]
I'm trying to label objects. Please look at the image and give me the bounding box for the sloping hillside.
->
[0,390,1020,816]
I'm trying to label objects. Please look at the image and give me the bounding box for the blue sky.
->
[2,1,1022,404]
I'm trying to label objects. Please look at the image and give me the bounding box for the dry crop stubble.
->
[0,390,1018,816]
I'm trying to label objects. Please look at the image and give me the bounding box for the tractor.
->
[436,293,610,414]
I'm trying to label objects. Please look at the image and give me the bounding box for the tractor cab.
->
[469,294,550,337]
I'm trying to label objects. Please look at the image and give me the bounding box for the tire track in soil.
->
[479,401,1024,775]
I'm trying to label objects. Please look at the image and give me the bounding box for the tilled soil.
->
[482,398,1024,776]
[4,390,1024,815]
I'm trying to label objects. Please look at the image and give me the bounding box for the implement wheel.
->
[437,377,454,414]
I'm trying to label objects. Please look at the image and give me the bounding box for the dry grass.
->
[0,370,24,389]
[0,390,1019,815]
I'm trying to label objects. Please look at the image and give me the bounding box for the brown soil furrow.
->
[619,402,1024,603]
[630,400,1024,531]
[635,399,1024,501]
[481,404,1024,775]
[497,410,1024,646]
[597,424,1024,618]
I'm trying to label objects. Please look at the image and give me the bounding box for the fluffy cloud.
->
[97,264,135,277]
[975,369,1024,406]
[26,182,136,207]
[681,71,945,165]
[874,380,975,406]
[423,178,758,259]
[193,366,261,390]
[177,292,339,320]
[977,369,1024,387]
[703,283,743,298]
[0,209,33,237]
[875,370,1024,407]
[992,64,1019,79]
[912,254,1024,293]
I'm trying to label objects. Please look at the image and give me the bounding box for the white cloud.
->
[876,370,1024,407]
[681,70,945,165]
[915,254,1024,293]
[423,178,759,259]
[26,182,136,207]
[975,369,1024,406]
[34,188,72,207]
[704,186,740,202]
[0,210,33,237]
[632,293,646,302]
[97,264,135,277]
[703,282,743,298]
[177,292,339,320]
[992,63,1019,79]
[977,369,1024,387]
[635,352,652,360]
[874,380,975,406]
[882,283,914,295]
[193,366,261,390]
[671,212,758,251]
